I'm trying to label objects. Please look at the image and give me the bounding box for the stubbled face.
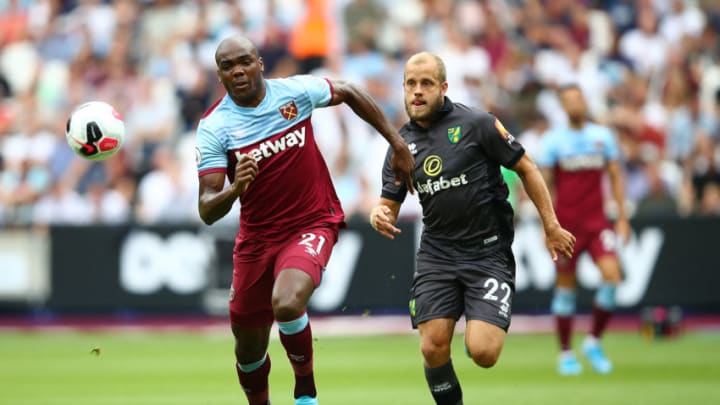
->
[559,87,588,122]
[403,60,447,127]
[216,42,265,107]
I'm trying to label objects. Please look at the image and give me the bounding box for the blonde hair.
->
[405,52,447,83]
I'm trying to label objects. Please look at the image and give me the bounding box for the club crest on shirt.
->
[447,125,462,144]
[494,119,515,144]
[279,100,298,121]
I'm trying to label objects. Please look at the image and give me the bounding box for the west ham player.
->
[195,36,415,405]
[369,52,575,405]
[536,84,630,376]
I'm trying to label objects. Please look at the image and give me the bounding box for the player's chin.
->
[407,110,429,122]
[231,86,253,99]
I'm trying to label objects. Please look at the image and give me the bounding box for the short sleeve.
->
[298,75,332,108]
[535,131,557,169]
[195,122,227,176]
[380,145,408,202]
[479,114,525,168]
[603,127,620,161]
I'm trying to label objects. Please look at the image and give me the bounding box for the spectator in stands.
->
[135,144,196,224]
[288,0,336,74]
[618,5,669,78]
[3,0,720,225]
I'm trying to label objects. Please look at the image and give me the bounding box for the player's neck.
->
[415,119,431,129]
[568,118,585,130]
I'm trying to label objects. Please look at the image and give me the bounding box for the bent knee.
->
[421,339,451,364]
[597,257,623,284]
[466,338,504,368]
[271,295,305,321]
[467,347,501,368]
[604,272,622,284]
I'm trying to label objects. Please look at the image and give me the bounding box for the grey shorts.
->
[409,248,516,331]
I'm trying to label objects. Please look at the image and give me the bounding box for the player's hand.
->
[545,225,575,261]
[390,142,415,194]
[615,218,631,245]
[232,152,258,196]
[370,204,401,240]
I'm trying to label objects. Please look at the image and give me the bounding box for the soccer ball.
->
[65,101,125,161]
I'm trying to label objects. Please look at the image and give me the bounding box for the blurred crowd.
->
[1,0,720,228]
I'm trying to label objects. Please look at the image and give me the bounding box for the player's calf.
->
[552,287,582,375]
[551,287,577,351]
[425,359,463,405]
[278,313,317,400]
[236,353,272,404]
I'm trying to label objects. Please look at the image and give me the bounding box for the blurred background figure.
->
[0,0,719,225]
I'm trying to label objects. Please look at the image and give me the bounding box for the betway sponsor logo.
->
[559,154,605,171]
[416,174,468,195]
[248,126,306,162]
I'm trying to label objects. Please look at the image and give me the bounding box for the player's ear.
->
[441,81,448,94]
[258,57,265,72]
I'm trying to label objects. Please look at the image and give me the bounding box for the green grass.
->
[1,329,719,405]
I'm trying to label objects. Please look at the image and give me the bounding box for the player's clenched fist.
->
[233,152,258,195]
[370,204,401,240]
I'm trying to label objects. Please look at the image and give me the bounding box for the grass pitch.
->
[0,328,718,405]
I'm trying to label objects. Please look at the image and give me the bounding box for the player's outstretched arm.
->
[198,154,258,225]
[327,79,415,194]
[512,153,575,260]
[369,198,403,240]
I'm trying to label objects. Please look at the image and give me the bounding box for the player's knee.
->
[420,337,451,365]
[556,272,576,288]
[272,294,304,321]
[468,347,500,368]
[466,337,503,368]
[234,342,265,364]
[598,257,622,284]
[603,269,622,284]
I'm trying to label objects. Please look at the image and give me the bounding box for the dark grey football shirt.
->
[382,98,525,260]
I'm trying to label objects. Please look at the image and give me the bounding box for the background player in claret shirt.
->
[195,36,415,405]
[369,52,575,405]
[536,84,631,376]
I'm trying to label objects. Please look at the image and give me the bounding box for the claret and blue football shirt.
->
[535,122,619,231]
[195,75,344,242]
